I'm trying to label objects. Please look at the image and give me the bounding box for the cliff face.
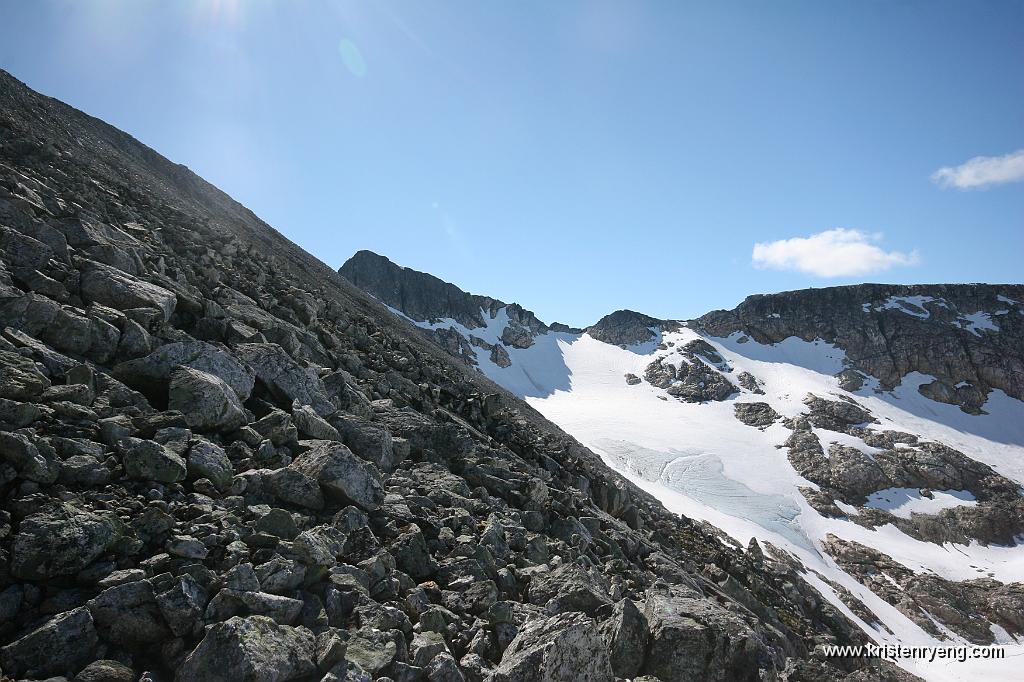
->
[0,70,896,682]
[695,283,1024,413]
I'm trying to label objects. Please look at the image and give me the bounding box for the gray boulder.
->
[79,259,177,321]
[0,348,50,399]
[87,579,171,644]
[0,606,99,678]
[235,342,335,416]
[733,402,780,428]
[293,401,341,440]
[528,563,611,616]
[490,611,613,682]
[0,430,60,483]
[187,437,234,490]
[114,340,255,401]
[266,466,325,509]
[73,659,135,682]
[119,436,187,482]
[289,441,384,511]
[599,598,648,678]
[176,615,316,682]
[11,502,119,579]
[169,365,247,432]
[642,583,777,682]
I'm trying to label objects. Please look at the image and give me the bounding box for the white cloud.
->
[931,149,1024,189]
[752,228,919,277]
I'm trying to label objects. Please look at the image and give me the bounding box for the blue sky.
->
[1,1,1021,326]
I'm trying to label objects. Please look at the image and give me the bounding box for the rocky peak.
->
[694,283,1024,412]
[586,309,673,347]
[339,250,549,335]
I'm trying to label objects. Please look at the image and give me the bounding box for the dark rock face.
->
[695,284,1024,412]
[0,69,906,682]
[340,250,550,365]
[340,250,549,338]
[586,309,669,346]
[824,534,1024,645]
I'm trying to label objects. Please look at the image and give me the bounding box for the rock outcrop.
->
[695,284,1024,413]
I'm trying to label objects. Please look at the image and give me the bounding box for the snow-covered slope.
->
[342,255,1024,681]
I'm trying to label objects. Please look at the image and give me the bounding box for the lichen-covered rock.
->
[186,437,234,489]
[169,365,248,432]
[175,615,316,682]
[11,502,120,580]
[733,401,780,428]
[0,607,99,678]
[0,348,50,399]
[289,441,384,511]
[491,611,613,682]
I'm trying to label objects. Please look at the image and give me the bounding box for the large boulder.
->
[119,436,187,482]
[79,259,177,321]
[0,349,50,400]
[289,441,384,511]
[187,437,234,490]
[11,502,120,580]
[491,612,613,682]
[176,615,316,682]
[114,340,255,401]
[87,579,171,644]
[0,607,99,679]
[528,563,611,616]
[235,343,335,416]
[641,584,779,682]
[599,598,648,678]
[0,429,60,483]
[169,365,247,432]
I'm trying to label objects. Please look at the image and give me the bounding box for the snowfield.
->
[396,305,1024,682]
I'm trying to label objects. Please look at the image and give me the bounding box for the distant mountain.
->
[342,250,1024,682]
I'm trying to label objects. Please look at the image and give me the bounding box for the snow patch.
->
[864,488,978,519]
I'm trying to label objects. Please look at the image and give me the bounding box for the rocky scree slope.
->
[0,70,908,681]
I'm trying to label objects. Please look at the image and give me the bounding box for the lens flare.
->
[338,39,367,78]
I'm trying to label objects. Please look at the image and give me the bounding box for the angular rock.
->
[491,611,613,682]
[187,437,234,490]
[176,615,316,682]
[114,340,255,401]
[80,259,177,321]
[0,348,50,399]
[119,436,187,482]
[0,606,99,678]
[289,441,384,511]
[169,365,248,432]
[235,342,335,416]
[11,502,119,580]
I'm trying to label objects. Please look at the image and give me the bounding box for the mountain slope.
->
[0,70,905,682]
[341,251,1024,682]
